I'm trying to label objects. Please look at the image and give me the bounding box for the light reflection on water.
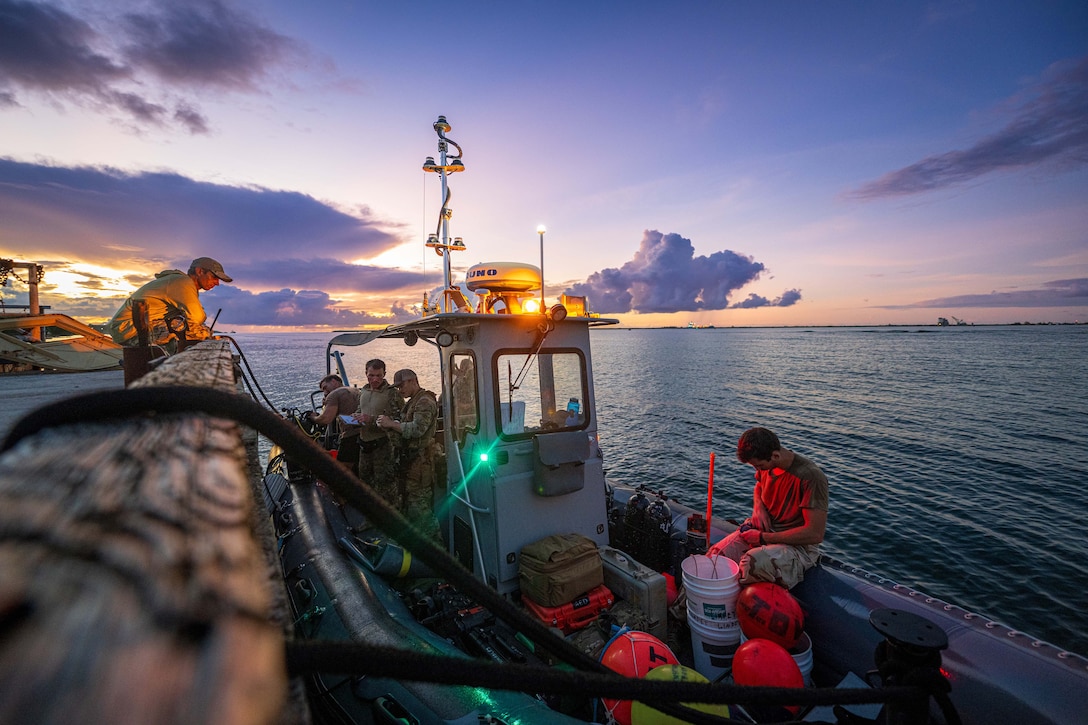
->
[234,324,1088,656]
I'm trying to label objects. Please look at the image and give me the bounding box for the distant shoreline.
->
[216,321,1087,334]
[625,321,1086,330]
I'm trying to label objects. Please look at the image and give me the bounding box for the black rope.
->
[218,335,279,411]
[0,386,940,724]
[287,639,925,710]
[0,386,604,674]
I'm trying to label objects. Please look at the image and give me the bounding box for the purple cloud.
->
[0,159,402,269]
[851,55,1088,199]
[202,286,419,327]
[222,258,424,294]
[0,0,127,92]
[564,230,799,314]
[730,289,803,309]
[892,278,1088,309]
[121,0,297,91]
[0,0,303,133]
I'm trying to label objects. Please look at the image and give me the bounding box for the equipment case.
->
[522,584,614,634]
[519,533,604,607]
[599,546,668,641]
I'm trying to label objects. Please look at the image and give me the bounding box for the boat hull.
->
[607,483,1088,725]
[272,464,587,724]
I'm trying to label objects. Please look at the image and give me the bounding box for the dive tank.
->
[621,490,650,557]
[621,490,672,572]
[641,496,672,572]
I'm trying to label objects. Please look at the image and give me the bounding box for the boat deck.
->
[0,369,124,439]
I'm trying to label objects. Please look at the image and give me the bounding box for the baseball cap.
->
[392,369,417,387]
[189,257,233,283]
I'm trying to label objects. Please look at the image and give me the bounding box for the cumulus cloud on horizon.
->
[851,55,1088,199]
[0,0,303,133]
[202,286,419,328]
[564,230,801,314]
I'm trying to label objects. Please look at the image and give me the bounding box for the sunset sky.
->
[1,0,1086,329]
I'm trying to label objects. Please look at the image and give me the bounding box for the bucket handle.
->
[695,554,734,579]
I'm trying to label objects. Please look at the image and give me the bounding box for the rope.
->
[286,640,927,719]
[217,335,279,411]
[0,386,605,675]
[1,386,942,724]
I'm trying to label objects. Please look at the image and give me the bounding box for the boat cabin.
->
[328,270,617,597]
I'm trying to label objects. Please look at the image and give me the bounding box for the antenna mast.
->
[423,116,466,313]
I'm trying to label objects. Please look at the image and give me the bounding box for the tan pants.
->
[708,528,819,590]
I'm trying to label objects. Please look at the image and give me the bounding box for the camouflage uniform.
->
[355,382,401,501]
[394,387,441,539]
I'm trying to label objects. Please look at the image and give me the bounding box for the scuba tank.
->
[641,496,672,572]
[621,489,672,572]
[621,489,650,556]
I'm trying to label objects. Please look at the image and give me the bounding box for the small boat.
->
[263,117,1088,724]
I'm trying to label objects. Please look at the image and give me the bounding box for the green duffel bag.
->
[519,533,604,607]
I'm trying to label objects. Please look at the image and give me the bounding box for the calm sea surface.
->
[233,325,1088,657]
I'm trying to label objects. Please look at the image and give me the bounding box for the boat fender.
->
[372,542,420,578]
[353,536,436,579]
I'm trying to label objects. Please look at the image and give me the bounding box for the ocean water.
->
[231,324,1088,657]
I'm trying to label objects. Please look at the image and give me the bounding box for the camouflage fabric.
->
[394,388,440,539]
[356,382,400,491]
[400,446,439,540]
[360,437,397,506]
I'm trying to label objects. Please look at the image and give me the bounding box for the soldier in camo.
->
[375,369,441,540]
[351,359,401,500]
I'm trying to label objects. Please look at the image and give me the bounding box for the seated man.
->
[708,427,828,589]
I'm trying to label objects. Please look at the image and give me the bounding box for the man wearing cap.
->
[375,369,441,540]
[108,257,232,349]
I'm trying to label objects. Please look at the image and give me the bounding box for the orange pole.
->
[706,452,715,548]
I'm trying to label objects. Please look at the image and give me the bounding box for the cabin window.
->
[495,349,587,437]
[450,353,478,441]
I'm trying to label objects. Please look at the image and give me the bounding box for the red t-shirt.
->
[755,452,829,531]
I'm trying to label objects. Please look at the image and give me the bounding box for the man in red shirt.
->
[708,427,828,589]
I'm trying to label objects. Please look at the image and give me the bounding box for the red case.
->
[522,584,614,634]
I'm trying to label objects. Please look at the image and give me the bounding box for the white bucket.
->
[681,555,740,633]
[688,609,740,681]
[791,632,814,687]
[739,631,814,687]
[682,555,742,681]
[686,602,736,632]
